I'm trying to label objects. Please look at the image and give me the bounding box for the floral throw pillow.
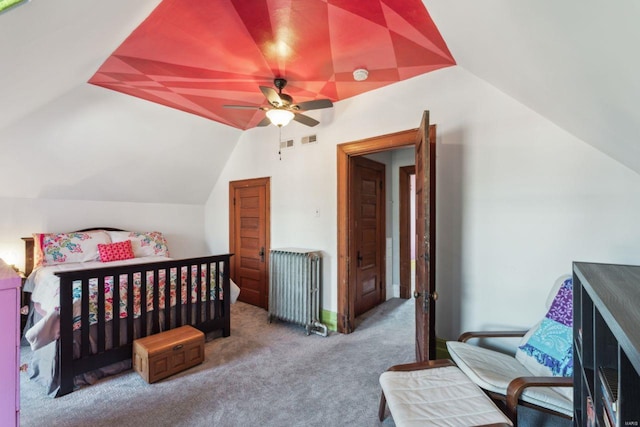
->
[107,231,170,258]
[98,240,135,263]
[35,231,112,266]
[516,277,573,378]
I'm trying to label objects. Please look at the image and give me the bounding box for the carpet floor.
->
[19,297,571,426]
[20,298,415,427]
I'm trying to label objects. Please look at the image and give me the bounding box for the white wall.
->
[0,77,237,274]
[205,65,640,343]
[0,198,207,271]
[0,84,241,205]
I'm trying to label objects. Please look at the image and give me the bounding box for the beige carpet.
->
[20,298,415,427]
[19,297,571,427]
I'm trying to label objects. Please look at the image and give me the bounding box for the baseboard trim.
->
[321,310,337,331]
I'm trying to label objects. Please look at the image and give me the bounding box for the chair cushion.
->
[380,365,513,426]
[447,341,573,417]
[545,274,572,309]
[516,276,573,402]
[517,276,573,376]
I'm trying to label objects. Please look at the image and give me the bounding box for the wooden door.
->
[414,111,437,361]
[351,156,386,317]
[229,178,270,309]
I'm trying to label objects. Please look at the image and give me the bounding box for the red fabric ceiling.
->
[88,0,455,130]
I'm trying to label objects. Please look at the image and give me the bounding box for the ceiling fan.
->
[224,78,333,127]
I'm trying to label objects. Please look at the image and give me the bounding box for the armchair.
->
[446,276,574,424]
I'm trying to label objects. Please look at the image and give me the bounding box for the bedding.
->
[34,230,112,267]
[26,256,240,350]
[22,228,238,397]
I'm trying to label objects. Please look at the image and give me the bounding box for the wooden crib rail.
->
[54,254,232,397]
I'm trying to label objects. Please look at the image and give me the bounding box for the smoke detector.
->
[353,68,369,81]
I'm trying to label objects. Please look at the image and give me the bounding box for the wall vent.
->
[301,134,317,145]
[279,139,294,149]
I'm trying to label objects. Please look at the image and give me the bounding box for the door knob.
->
[414,290,438,301]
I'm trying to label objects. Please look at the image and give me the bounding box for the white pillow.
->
[34,230,112,266]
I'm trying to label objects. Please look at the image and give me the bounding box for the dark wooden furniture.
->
[23,233,232,397]
[573,262,640,426]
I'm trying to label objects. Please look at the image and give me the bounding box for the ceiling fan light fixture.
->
[266,108,295,127]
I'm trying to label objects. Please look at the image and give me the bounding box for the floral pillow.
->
[107,231,170,258]
[516,277,573,378]
[34,231,112,266]
[98,240,135,263]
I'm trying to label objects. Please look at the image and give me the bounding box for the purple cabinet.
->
[0,260,20,427]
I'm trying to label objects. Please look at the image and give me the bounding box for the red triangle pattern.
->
[88,0,455,130]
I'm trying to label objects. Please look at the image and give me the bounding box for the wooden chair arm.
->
[505,376,573,422]
[386,359,455,372]
[458,330,529,343]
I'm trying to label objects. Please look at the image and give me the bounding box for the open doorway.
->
[336,129,417,333]
[337,116,436,357]
[399,165,416,300]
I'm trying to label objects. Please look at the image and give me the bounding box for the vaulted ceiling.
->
[88,0,455,130]
[1,0,639,204]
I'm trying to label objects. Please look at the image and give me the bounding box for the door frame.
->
[337,129,417,333]
[399,165,416,300]
[229,177,271,308]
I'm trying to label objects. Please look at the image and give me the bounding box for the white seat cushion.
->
[380,365,513,426]
[447,341,572,417]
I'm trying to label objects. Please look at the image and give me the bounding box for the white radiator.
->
[269,248,328,336]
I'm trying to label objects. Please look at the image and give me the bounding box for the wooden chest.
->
[133,325,204,384]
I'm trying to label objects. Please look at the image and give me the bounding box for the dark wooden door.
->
[415,111,437,362]
[229,178,270,309]
[351,156,386,317]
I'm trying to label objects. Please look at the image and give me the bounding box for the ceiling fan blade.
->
[223,104,262,110]
[293,113,320,127]
[260,86,283,107]
[256,116,272,127]
[294,99,333,111]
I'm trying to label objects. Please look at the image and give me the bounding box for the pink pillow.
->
[98,240,134,263]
